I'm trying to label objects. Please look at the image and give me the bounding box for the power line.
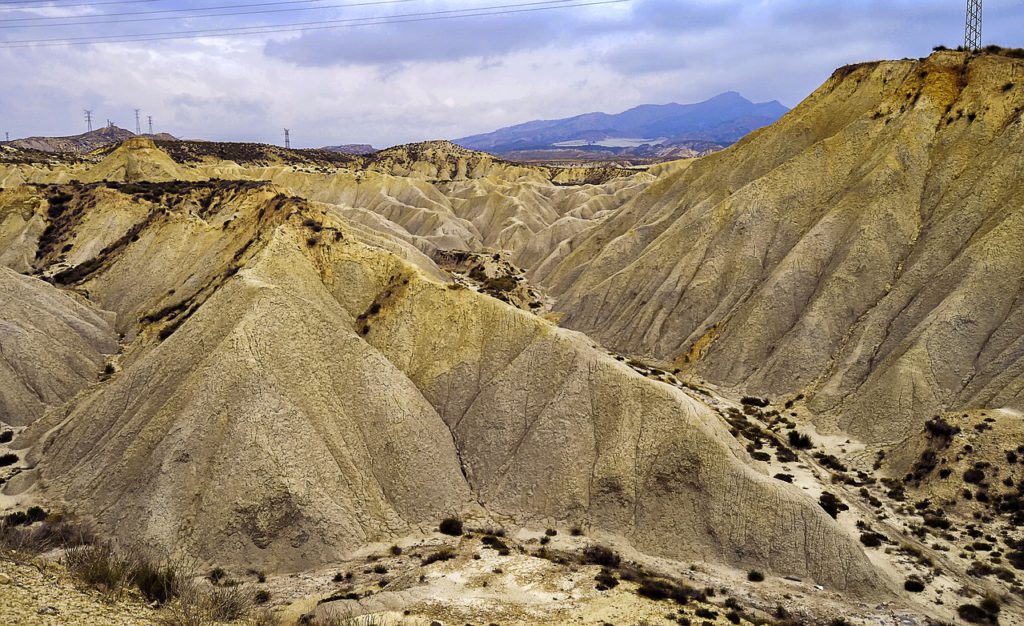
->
[0,1,162,11]
[0,0,626,47]
[0,0,410,26]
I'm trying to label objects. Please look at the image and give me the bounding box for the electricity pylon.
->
[965,0,982,50]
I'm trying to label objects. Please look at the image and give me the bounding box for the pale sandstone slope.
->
[0,267,116,426]
[0,183,882,593]
[538,51,1024,443]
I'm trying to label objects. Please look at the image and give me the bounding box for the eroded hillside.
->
[1,49,1023,626]
[537,50,1024,445]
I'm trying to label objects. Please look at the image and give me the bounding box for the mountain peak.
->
[455,92,789,156]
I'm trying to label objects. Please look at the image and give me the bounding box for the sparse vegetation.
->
[63,544,180,605]
[207,566,227,584]
[0,512,96,553]
[582,544,620,567]
[740,397,769,408]
[421,547,455,566]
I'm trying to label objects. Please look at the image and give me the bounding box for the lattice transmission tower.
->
[284,128,290,149]
[965,0,982,50]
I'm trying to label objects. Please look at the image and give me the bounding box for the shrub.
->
[860,532,885,548]
[964,468,986,484]
[438,517,463,536]
[787,431,813,449]
[570,527,584,536]
[740,397,769,408]
[819,492,849,519]
[421,547,455,566]
[206,584,255,621]
[634,577,706,604]
[389,545,402,556]
[0,516,96,553]
[482,535,510,555]
[925,417,960,439]
[594,568,618,590]
[3,506,48,527]
[545,528,557,536]
[958,603,996,624]
[372,564,387,574]
[0,453,19,467]
[747,570,765,582]
[582,544,620,567]
[814,453,847,472]
[904,578,926,592]
[254,589,271,604]
[208,566,227,584]
[726,610,741,624]
[64,544,134,598]
[773,473,794,483]
[131,555,178,604]
[0,430,12,444]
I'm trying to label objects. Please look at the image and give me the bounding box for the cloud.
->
[264,10,562,67]
[0,0,1023,148]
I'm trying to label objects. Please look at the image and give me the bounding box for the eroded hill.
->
[1,48,1023,626]
[0,180,879,596]
[537,50,1024,445]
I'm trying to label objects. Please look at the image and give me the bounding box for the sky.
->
[0,0,1022,148]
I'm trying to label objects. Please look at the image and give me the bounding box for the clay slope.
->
[540,51,1024,444]
[0,182,881,593]
[0,267,116,426]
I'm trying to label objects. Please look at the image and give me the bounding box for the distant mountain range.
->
[454,92,789,162]
[4,126,176,154]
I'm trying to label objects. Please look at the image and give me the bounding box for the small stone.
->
[37,606,60,615]
[0,573,10,584]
